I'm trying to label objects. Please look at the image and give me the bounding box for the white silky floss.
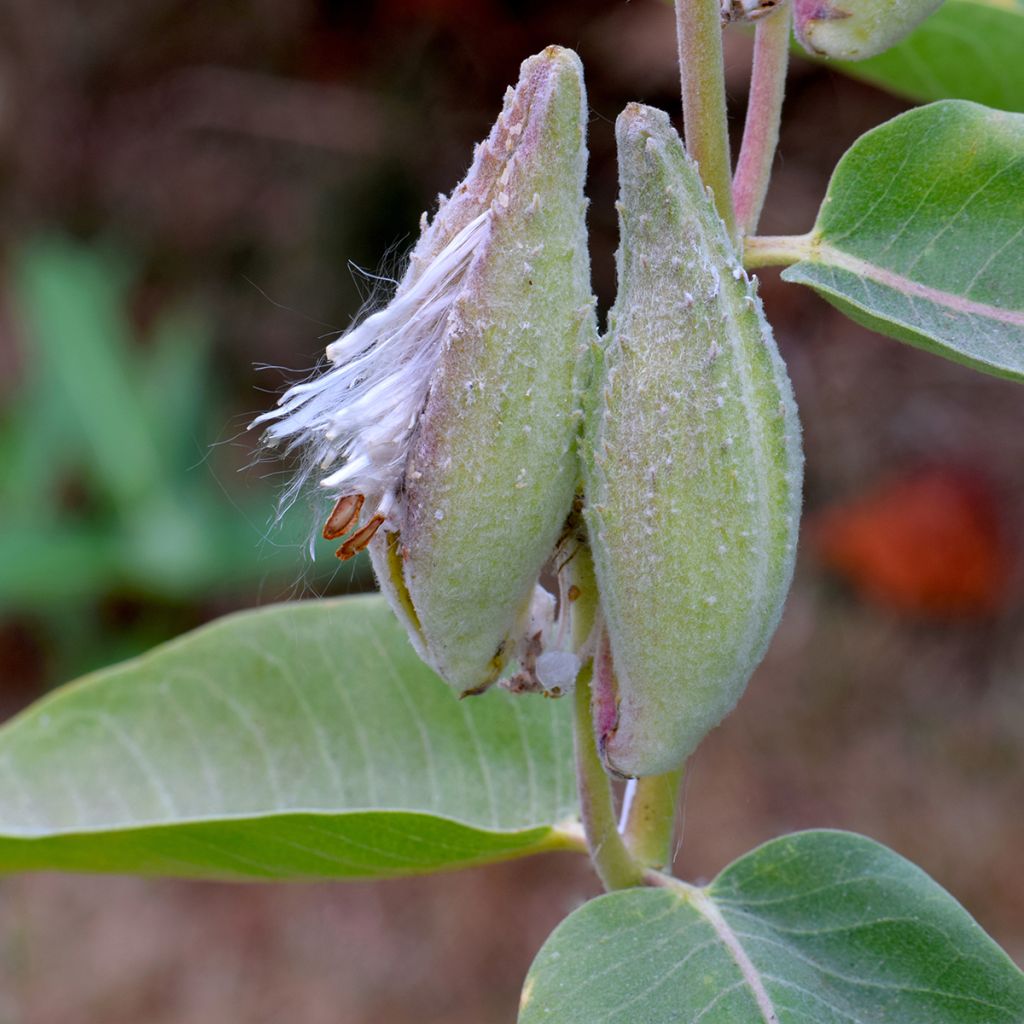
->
[254,211,491,531]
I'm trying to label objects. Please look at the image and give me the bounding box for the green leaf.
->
[13,239,169,509]
[520,830,1024,1024]
[140,304,214,472]
[0,596,580,879]
[827,0,1024,113]
[0,529,122,606]
[780,101,1024,382]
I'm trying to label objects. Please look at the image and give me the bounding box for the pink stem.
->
[732,3,792,238]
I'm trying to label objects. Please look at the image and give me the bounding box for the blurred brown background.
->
[0,1,1021,1021]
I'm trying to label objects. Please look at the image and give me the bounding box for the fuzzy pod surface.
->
[794,0,945,61]
[372,47,596,695]
[583,104,803,778]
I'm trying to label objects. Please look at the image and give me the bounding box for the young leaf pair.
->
[258,47,802,778]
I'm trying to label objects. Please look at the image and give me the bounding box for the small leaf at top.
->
[520,830,1024,1023]
[0,596,579,879]
[781,100,1024,381]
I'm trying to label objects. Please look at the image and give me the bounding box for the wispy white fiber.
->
[253,210,491,528]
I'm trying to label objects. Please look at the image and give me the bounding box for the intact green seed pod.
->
[583,104,803,778]
[257,47,595,696]
[794,0,945,61]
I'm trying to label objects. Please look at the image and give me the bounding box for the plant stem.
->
[573,660,644,891]
[732,2,792,237]
[568,536,599,654]
[675,0,736,237]
[622,769,684,870]
[743,231,815,268]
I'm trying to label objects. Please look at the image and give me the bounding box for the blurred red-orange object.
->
[813,466,1011,617]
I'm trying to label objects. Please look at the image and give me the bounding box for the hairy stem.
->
[675,0,736,236]
[573,659,644,891]
[622,769,684,870]
[568,535,599,653]
[743,232,815,268]
[732,3,792,237]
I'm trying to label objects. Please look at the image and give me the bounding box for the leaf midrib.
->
[661,878,780,1024]
[806,240,1024,327]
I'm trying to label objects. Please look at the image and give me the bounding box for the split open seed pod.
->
[257,46,596,696]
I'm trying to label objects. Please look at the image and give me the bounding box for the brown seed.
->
[323,494,364,540]
[336,514,385,560]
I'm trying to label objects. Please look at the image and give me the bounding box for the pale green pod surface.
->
[794,0,945,61]
[371,47,596,695]
[584,104,803,777]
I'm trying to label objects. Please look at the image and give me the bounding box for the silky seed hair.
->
[252,209,492,547]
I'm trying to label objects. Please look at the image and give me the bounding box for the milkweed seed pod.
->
[583,104,803,778]
[256,47,595,696]
[794,0,945,61]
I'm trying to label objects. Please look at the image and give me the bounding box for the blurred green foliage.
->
[1,238,368,681]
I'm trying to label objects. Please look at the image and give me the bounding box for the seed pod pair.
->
[794,0,945,61]
[257,47,595,696]
[582,105,803,777]
[259,58,804,779]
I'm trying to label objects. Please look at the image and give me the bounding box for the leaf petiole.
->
[743,232,816,268]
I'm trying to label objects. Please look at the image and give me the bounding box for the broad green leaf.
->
[0,596,579,879]
[780,101,1024,381]
[828,0,1024,113]
[520,830,1024,1024]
